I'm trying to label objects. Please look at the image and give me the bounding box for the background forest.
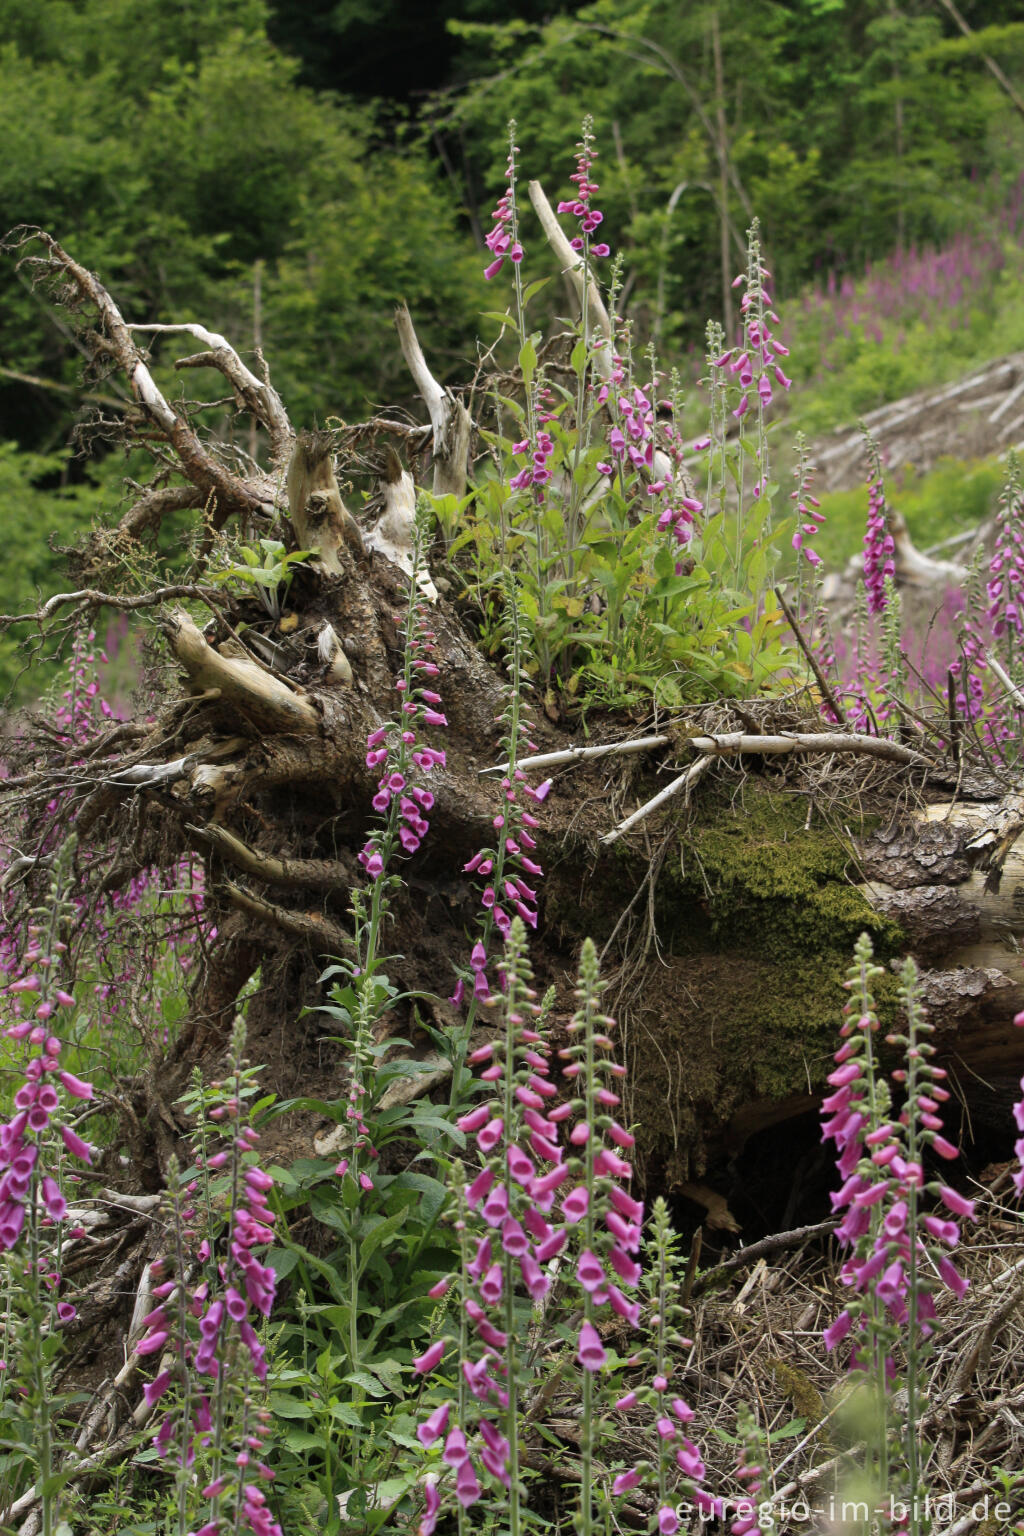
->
[4,0,1024,698]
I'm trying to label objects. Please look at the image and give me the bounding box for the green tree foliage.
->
[440,0,1024,348]
[0,444,112,696]
[0,0,485,439]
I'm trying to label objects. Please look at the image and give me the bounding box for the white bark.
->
[394,302,471,499]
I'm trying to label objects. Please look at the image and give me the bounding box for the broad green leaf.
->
[343,1371,390,1398]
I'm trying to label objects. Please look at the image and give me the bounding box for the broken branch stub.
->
[169,611,320,735]
[394,301,471,500]
[286,430,364,575]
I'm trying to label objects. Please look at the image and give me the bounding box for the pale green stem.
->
[450,589,526,1104]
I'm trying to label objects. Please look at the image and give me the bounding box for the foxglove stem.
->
[356,509,445,972]
[611,1196,705,1530]
[704,320,728,527]
[559,937,642,1534]
[562,116,602,572]
[499,924,534,1536]
[577,941,601,1536]
[0,864,97,1536]
[822,933,891,1489]
[987,449,1024,675]
[451,579,544,1103]
[895,959,925,1514]
[862,431,895,617]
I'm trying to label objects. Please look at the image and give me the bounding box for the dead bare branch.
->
[0,584,223,629]
[9,229,278,532]
[129,322,293,467]
[395,301,471,499]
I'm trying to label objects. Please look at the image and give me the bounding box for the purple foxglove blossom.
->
[143,1369,172,1407]
[613,1468,640,1495]
[479,1263,503,1304]
[413,1338,446,1375]
[576,1249,605,1292]
[608,1245,641,1286]
[507,1145,535,1185]
[577,1319,607,1371]
[500,1216,528,1255]
[535,1229,566,1263]
[606,1283,640,1326]
[522,1206,552,1242]
[58,1071,92,1100]
[658,1506,680,1535]
[60,1124,93,1162]
[922,1215,959,1246]
[477,1117,504,1153]
[610,1187,644,1221]
[443,1425,469,1466]
[480,1183,509,1226]
[476,1318,508,1350]
[562,1185,589,1223]
[465,1167,494,1207]
[676,1444,705,1478]
[531,1164,569,1198]
[40,1176,66,1220]
[519,1252,550,1299]
[883,1200,908,1236]
[605,1209,640,1248]
[416,1402,451,1447]
[418,1473,441,1536]
[594,1148,632,1178]
[136,1329,169,1356]
[936,1255,969,1298]
[457,1104,491,1134]
[937,1185,974,1219]
[455,1459,481,1507]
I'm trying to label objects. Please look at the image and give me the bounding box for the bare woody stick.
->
[600,755,714,846]
[600,731,929,845]
[484,733,670,777]
[774,584,844,724]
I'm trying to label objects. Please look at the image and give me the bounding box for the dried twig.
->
[601,755,714,845]
[774,585,843,723]
[485,733,670,777]
[0,584,223,628]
